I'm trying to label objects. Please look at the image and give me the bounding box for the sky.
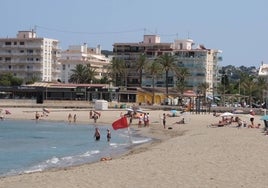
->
[1,0,267,67]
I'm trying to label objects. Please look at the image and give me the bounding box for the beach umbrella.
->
[136,109,143,113]
[220,112,234,117]
[43,108,50,113]
[233,109,244,114]
[170,109,177,114]
[260,115,268,121]
[125,108,133,112]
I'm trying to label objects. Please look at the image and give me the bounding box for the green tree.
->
[69,64,96,84]
[136,54,148,87]
[0,73,23,86]
[240,74,258,106]
[175,67,190,95]
[109,58,125,86]
[197,82,209,103]
[145,60,163,104]
[157,53,177,97]
[25,75,41,85]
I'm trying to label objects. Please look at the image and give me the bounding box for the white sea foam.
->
[48,157,60,164]
[132,138,151,144]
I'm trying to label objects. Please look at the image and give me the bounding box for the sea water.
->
[0,119,151,177]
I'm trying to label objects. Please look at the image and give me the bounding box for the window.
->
[5,42,11,45]
[5,57,11,62]
[27,49,33,53]
[20,42,24,45]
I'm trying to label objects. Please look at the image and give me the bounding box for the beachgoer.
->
[107,129,111,142]
[68,113,72,123]
[129,114,133,125]
[94,127,101,141]
[138,114,143,128]
[163,113,166,129]
[89,110,93,119]
[146,113,150,126]
[249,109,255,127]
[0,112,4,120]
[35,111,40,121]
[93,113,98,123]
[173,118,185,125]
[143,113,148,127]
[73,114,77,123]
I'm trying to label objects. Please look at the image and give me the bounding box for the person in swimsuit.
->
[94,127,101,141]
[107,129,111,142]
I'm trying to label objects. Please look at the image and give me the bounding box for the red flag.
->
[112,116,128,130]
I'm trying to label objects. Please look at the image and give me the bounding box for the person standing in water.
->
[94,127,101,141]
[107,129,111,142]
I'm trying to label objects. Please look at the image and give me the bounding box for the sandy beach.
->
[0,107,268,188]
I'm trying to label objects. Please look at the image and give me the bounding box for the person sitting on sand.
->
[173,118,185,125]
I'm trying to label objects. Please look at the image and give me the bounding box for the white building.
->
[113,35,222,98]
[258,63,268,77]
[0,30,61,82]
[60,43,110,83]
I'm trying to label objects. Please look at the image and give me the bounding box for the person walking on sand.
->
[89,110,93,119]
[94,127,101,141]
[162,113,166,129]
[73,114,77,123]
[138,114,143,128]
[68,113,72,124]
[93,113,98,123]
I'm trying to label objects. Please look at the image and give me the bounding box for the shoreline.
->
[1,107,268,187]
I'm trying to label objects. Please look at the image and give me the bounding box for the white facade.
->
[0,30,61,82]
[258,63,268,76]
[143,35,161,44]
[173,39,194,50]
[60,44,110,83]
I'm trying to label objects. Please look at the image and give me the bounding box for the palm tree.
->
[197,82,209,103]
[69,64,96,84]
[69,64,88,83]
[256,77,267,103]
[157,53,177,98]
[145,60,163,104]
[109,58,125,86]
[241,75,258,106]
[175,67,190,95]
[85,64,97,83]
[136,54,147,87]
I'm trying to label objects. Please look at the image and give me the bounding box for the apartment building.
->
[0,30,61,82]
[60,43,110,83]
[113,35,222,97]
